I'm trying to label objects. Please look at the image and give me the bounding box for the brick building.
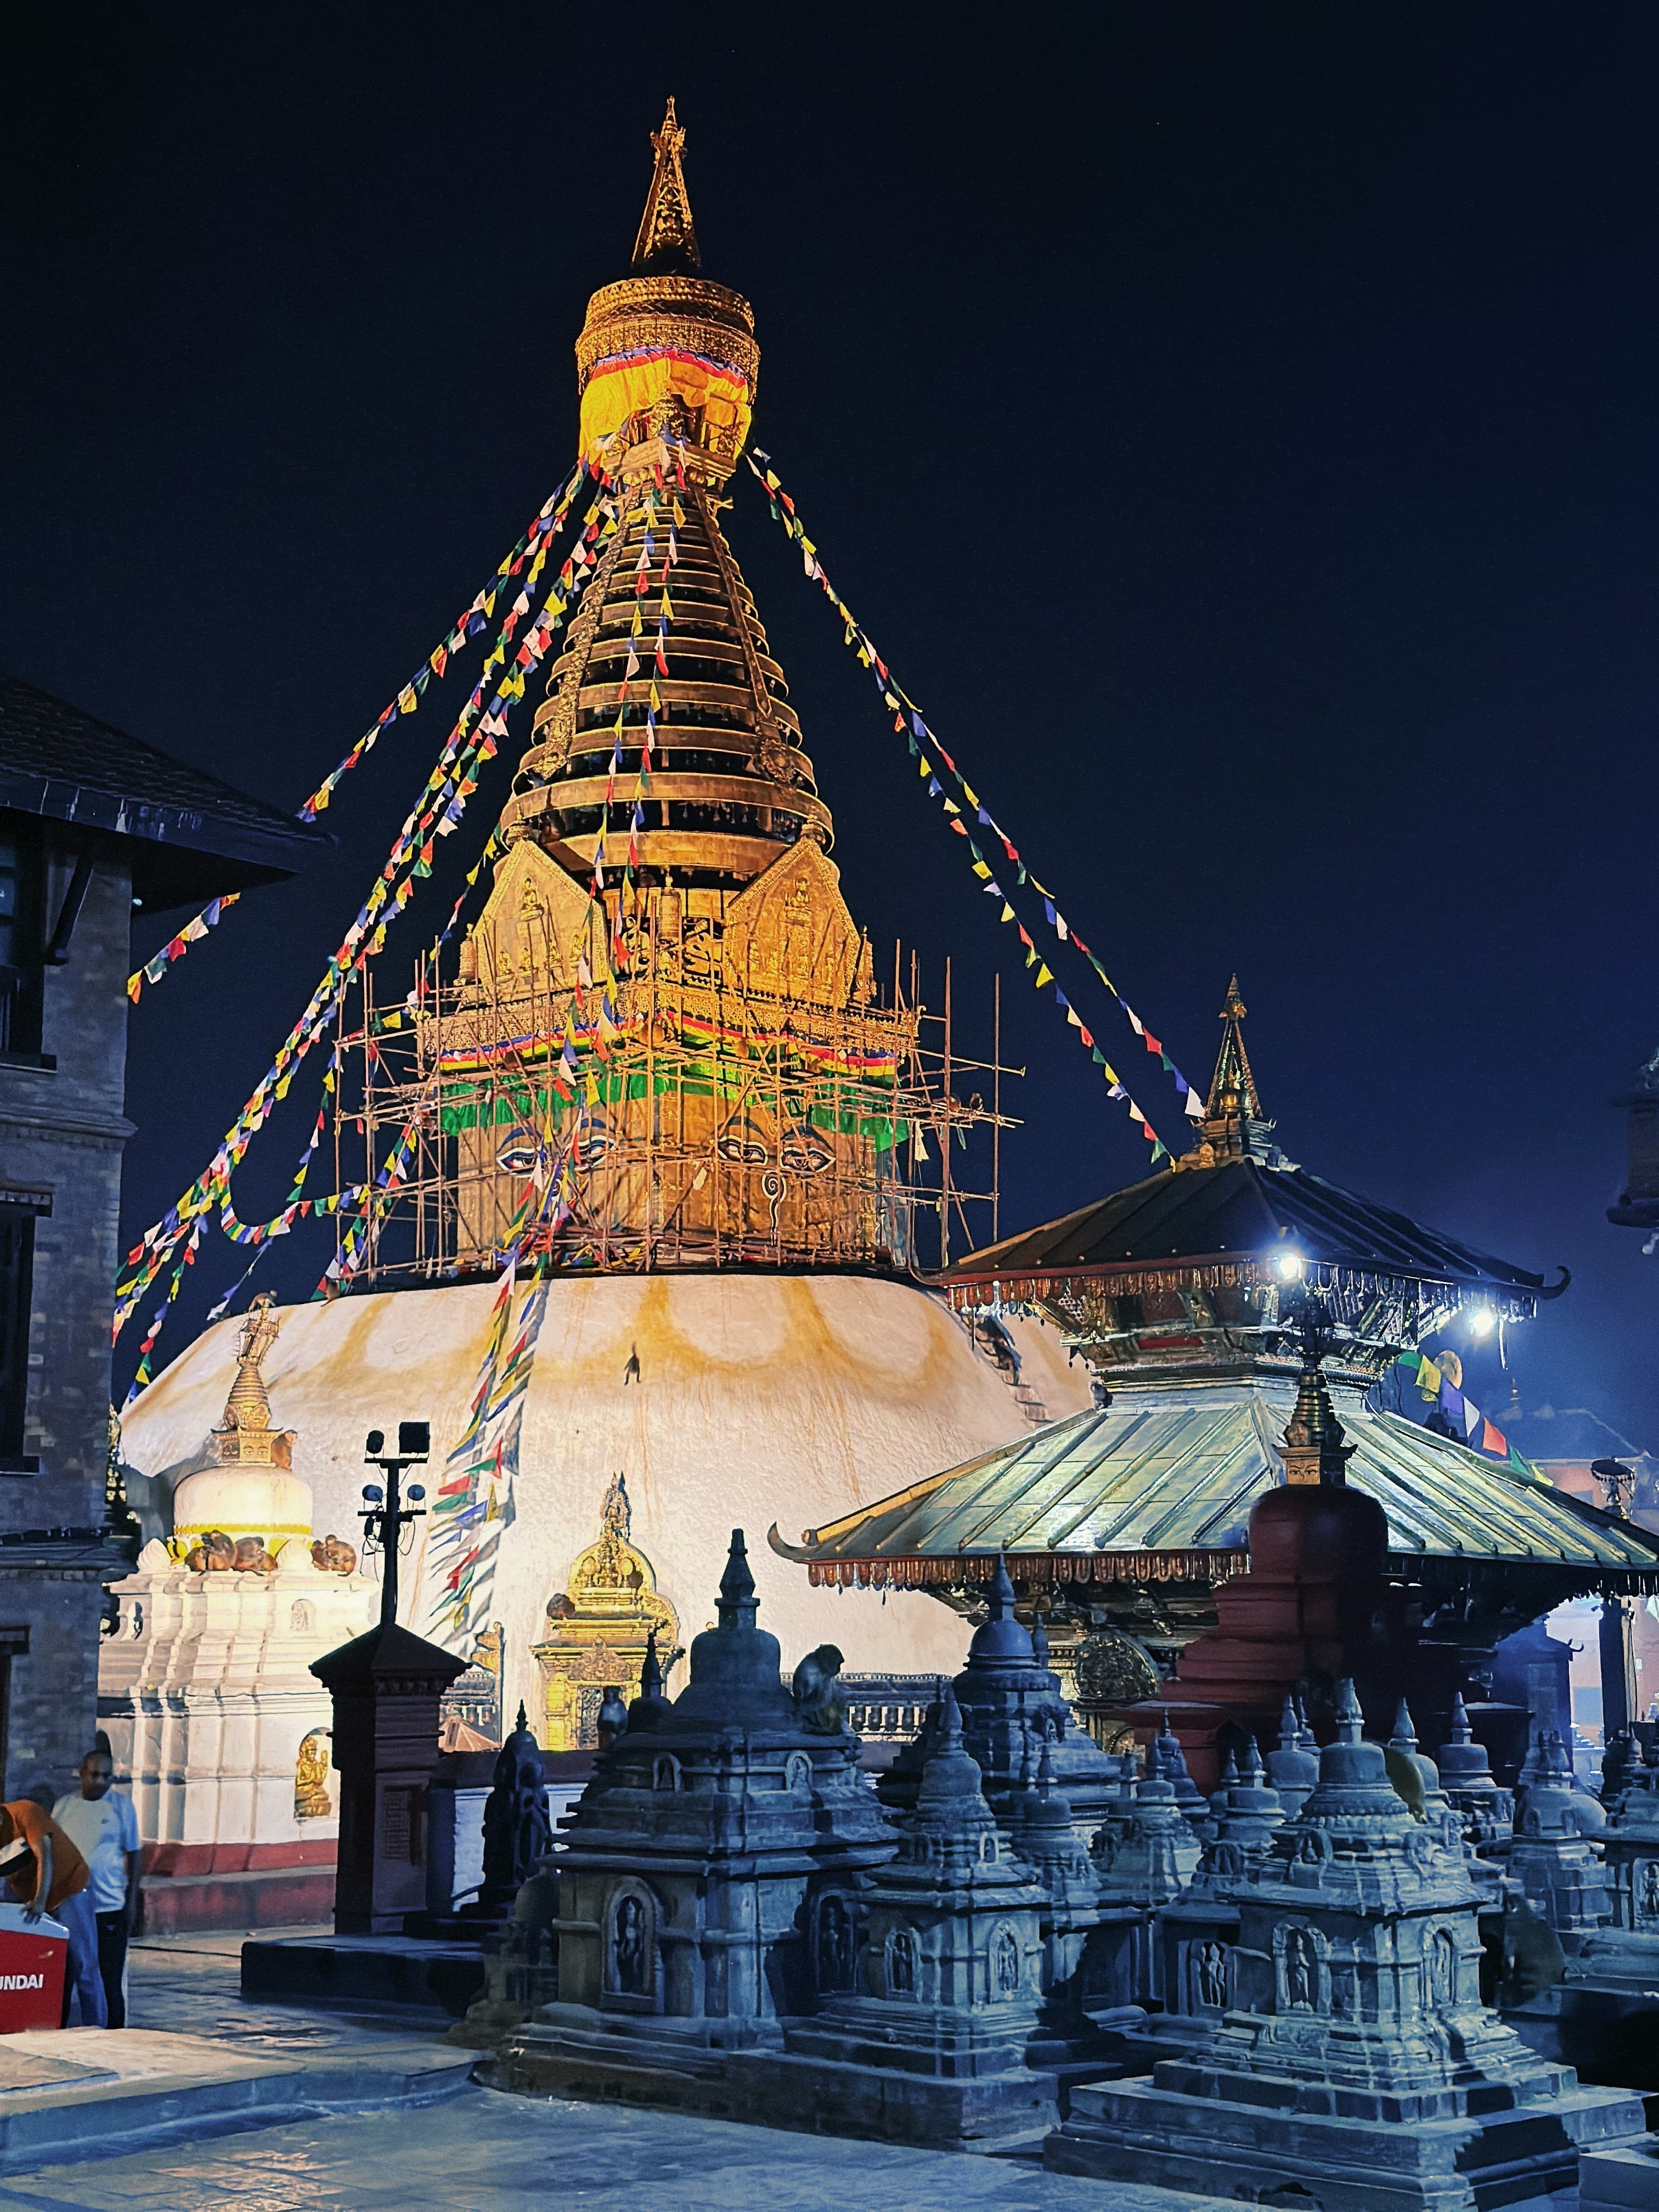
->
[0,674,324,1797]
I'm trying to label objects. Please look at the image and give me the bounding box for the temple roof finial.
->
[1279,1305,1354,1487]
[632,98,701,273]
[1193,973,1272,1163]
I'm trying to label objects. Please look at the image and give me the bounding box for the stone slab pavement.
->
[0,2086,1294,2211]
[0,1932,1575,2210]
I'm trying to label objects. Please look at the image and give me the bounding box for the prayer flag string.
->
[113,469,623,1352]
[1393,1349,1533,1473]
[743,453,1210,1162]
[125,461,594,1006]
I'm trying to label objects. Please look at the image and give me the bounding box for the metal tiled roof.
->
[0,673,328,907]
[776,1379,1659,1583]
[943,1157,1554,1296]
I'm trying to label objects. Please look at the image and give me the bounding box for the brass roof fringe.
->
[806,1548,1249,1591]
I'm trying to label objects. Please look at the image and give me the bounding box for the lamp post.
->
[359,1421,429,1632]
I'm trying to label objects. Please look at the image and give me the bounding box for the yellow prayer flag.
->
[999,903,1014,922]
[1035,963,1054,988]
[398,687,417,715]
[971,860,991,879]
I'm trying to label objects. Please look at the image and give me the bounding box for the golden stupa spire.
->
[631,98,701,272]
[211,1292,295,1469]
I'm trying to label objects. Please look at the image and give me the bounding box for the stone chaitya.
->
[485,1527,894,2090]
[878,1556,1121,1843]
[1510,1729,1610,1949]
[1088,1735,1201,2011]
[1436,1691,1514,1861]
[1049,1681,1647,2210]
[1388,1699,1503,1909]
[1131,1741,1286,2066]
[1006,1743,1138,2087]
[774,1685,1059,2147]
[1570,1741,1659,1991]
[1266,1691,1320,1819]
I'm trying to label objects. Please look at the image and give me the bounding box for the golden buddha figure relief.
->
[295,1730,332,1820]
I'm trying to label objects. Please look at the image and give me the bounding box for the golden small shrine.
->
[533,1475,677,1750]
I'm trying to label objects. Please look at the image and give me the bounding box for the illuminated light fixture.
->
[1269,1248,1305,1283]
[1468,1303,1497,1339]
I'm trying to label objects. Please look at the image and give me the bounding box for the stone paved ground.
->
[0,1934,1571,2212]
[0,2086,1256,2211]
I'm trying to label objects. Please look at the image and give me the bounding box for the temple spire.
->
[1190,974,1280,1165]
[632,98,701,273]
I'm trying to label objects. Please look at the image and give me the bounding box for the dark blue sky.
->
[5,5,1657,1446]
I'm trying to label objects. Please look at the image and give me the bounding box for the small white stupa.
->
[100,1295,380,1933]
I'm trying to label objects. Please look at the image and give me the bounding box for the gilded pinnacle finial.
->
[1279,1307,1354,1487]
[1182,972,1280,1168]
[211,1291,294,1470]
[632,98,701,273]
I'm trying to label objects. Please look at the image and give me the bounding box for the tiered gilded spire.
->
[210,1293,295,1470]
[631,99,701,272]
[439,108,913,1276]
[503,474,830,893]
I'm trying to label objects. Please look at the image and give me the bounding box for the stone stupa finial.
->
[967,1551,1034,1664]
[1334,1677,1365,1744]
[626,1626,674,1732]
[716,1526,758,1630]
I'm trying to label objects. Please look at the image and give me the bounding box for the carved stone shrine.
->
[1050,1680,1647,2210]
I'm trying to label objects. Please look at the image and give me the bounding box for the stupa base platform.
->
[479,2010,1060,2152]
[1047,2069,1649,2211]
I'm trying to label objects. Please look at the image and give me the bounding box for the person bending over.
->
[0,1798,103,2026]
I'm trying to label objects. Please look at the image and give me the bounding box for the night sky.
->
[5,6,1657,1448]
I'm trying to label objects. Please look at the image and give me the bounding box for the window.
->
[0,838,44,1059]
[0,1210,36,1470]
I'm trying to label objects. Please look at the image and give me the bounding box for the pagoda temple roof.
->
[941,976,1562,1326]
[769,1376,1659,1597]
[944,1153,1558,1304]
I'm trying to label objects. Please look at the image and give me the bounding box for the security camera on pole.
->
[311,1420,466,1934]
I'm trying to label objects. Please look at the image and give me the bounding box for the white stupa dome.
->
[120,1271,1090,1727]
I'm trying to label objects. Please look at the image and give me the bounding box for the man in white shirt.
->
[51,1750,140,2028]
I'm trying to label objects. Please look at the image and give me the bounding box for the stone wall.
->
[0,848,136,1797]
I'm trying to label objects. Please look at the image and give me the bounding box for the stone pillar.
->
[311,1620,465,1934]
[1600,1598,1637,1745]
